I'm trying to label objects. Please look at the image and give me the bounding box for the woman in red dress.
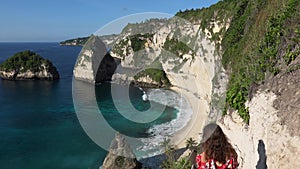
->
[196,123,238,169]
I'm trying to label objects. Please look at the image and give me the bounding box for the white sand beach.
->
[169,86,209,148]
[165,56,213,148]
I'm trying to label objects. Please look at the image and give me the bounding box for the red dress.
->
[196,154,238,169]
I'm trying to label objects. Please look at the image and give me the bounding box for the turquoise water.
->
[0,43,178,169]
[96,83,177,138]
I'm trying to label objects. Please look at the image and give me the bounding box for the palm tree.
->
[161,138,173,151]
[160,138,176,169]
[185,137,197,150]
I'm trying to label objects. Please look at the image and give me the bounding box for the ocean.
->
[0,43,191,169]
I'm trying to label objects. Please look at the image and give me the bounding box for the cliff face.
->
[0,50,59,80]
[108,17,223,93]
[220,91,300,168]
[219,55,300,168]
[73,35,118,84]
[74,17,223,91]
[0,65,59,80]
[71,0,300,167]
[214,0,300,168]
[73,5,227,155]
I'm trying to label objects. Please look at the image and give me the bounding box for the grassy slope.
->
[176,0,300,123]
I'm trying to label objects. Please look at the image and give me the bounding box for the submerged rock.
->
[102,133,142,169]
[0,50,59,80]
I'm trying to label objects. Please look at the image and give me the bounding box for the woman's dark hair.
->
[201,123,237,164]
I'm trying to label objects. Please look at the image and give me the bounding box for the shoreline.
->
[138,88,193,155]
[117,55,213,156]
[169,86,209,149]
[161,53,213,149]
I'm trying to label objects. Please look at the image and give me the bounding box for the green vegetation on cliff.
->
[175,0,243,46]
[163,37,195,58]
[130,33,153,52]
[177,0,300,123]
[134,60,171,87]
[134,68,171,87]
[122,18,168,34]
[221,0,300,123]
[112,33,153,59]
[0,50,53,73]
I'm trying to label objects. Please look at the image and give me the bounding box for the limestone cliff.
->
[73,35,118,84]
[219,90,300,169]
[0,50,59,80]
[219,56,300,168]
[211,0,300,168]
[111,0,300,168]
[72,0,300,168]
[108,16,222,93]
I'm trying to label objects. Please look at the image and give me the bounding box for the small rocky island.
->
[0,50,59,80]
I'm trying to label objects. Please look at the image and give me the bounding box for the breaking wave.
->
[137,88,193,156]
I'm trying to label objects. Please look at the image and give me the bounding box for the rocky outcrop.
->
[219,90,300,169]
[0,67,59,80]
[73,35,118,84]
[217,57,300,169]
[0,50,59,80]
[102,133,142,169]
[134,75,161,88]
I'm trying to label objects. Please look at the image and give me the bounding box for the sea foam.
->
[137,88,193,156]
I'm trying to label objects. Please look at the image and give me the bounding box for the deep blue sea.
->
[0,43,179,169]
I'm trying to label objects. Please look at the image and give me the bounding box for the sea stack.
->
[0,50,59,80]
[73,35,117,84]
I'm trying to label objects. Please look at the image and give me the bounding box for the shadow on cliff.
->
[95,52,120,84]
[256,140,267,169]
